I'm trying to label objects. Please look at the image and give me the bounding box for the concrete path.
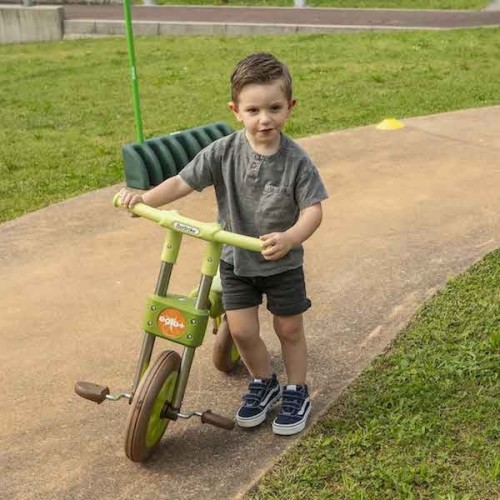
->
[63,5,500,37]
[1,106,499,499]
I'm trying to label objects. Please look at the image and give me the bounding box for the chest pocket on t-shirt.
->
[257,184,298,235]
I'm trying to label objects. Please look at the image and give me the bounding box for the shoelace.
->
[242,381,269,407]
[280,388,306,415]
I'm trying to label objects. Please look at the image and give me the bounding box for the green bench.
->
[123,122,234,189]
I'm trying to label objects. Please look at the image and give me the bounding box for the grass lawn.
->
[154,0,491,10]
[249,248,500,499]
[1,29,499,222]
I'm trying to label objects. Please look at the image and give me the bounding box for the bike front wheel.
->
[124,350,181,462]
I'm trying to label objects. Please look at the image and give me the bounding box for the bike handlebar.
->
[113,193,263,253]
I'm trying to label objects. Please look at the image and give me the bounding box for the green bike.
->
[75,194,262,462]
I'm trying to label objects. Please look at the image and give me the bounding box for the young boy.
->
[120,52,328,436]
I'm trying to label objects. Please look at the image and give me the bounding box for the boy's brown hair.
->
[230,52,293,103]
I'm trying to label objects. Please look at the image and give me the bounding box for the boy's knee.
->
[274,315,304,343]
[226,307,259,344]
[230,326,251,343]
[227,321,259,345]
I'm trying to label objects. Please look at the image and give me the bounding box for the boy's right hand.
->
[119,188,144,209]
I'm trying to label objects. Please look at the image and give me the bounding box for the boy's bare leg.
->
[226,306,272,379]
[273,314,307,385]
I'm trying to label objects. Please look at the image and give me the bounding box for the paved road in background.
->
[64,5,500,28]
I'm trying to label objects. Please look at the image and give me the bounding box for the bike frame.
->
[113,195,262,412]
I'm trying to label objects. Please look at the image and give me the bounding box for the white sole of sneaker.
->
[272,404,312,436]
[236,393,281,428]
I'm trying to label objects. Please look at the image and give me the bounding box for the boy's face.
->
[229,79,295,150]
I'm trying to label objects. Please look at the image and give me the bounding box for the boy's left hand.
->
[260,232,294,261]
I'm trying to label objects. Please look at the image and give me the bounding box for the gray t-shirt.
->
[179,129,328,277]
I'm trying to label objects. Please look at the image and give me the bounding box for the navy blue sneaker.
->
[272,384,311,435]
[236,374,281,428]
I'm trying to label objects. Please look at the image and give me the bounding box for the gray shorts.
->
[219,260,311,316]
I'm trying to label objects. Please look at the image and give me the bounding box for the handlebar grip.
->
[113,193,263,253]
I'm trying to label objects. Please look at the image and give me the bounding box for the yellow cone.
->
[376,118,405,130]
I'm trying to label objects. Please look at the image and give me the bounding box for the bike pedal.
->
[200,410,235,430]
[75,381,110,404]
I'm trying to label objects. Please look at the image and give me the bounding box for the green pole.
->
[123,0,144,143]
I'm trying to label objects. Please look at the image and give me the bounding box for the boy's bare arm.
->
[286,203,323,246]
[260,202,323,261]
[119,175,194,208]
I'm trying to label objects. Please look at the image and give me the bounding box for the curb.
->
[63,19,474,38]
